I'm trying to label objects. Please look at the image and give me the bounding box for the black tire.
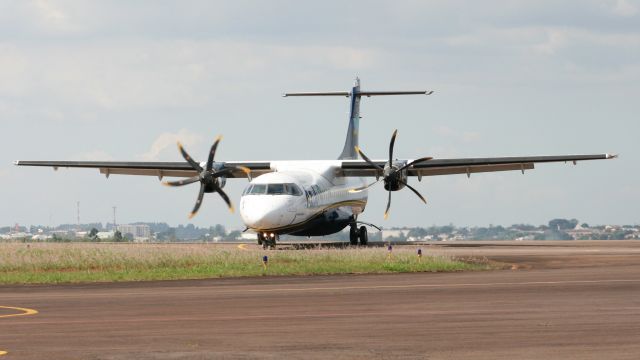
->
[359,226,368,246]
[263,239,275,250]
[349,226,358,246]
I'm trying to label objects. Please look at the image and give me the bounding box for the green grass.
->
[0,243,491,284]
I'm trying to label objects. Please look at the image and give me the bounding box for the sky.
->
[1,0,638,230]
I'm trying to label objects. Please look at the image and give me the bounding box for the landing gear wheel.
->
[349,226,358,246]
[359,226,368,246]
[262,235,277,250]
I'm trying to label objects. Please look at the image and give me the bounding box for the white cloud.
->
[30,0,79,32]
[611,0,638,16]
[442,25,640,58]
[139,129,203,161]
[0,44,30,97]
[532,28,570,55]
[0,40,379,111]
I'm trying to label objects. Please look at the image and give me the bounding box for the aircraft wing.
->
[15,153,616,179]
[13,160,272,179]
[340,154,617,177]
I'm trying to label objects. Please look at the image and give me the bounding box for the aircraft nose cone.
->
[241,207,270,229]
[240,196,293,230]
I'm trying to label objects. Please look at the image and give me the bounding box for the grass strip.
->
[0,243,491,284]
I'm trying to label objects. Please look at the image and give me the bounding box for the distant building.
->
[382,229,410,240]
[117,224,151,239]
[50,230,76,239]
[97,231,115,240]
[240,232,256,241]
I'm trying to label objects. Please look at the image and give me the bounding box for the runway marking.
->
[0,306,38,319]
[240,278,640,293]
[8,302,640,327]
[237,244,249,251]
[0,306,38,357]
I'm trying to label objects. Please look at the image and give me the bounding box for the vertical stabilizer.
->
[338,78,361,160]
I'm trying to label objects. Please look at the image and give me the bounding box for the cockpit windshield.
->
[268,183,286,195]
[247,184,266,195]
[243,183,303,196]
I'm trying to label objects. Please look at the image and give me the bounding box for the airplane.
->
[15,78,617,248]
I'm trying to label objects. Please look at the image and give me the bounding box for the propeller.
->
[162,136,251,219]
[351,129,432,219]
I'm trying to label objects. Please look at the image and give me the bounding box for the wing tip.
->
[606,153,619,159]
[13,160,20,166]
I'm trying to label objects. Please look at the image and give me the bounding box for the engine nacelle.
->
[383,161,408,191]
[204,176,226,193]
[217,176,227,189]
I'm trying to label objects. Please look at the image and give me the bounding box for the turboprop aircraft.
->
[15,78,616,248]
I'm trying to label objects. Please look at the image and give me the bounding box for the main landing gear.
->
[349,224,368,246]
[258,232,278,249]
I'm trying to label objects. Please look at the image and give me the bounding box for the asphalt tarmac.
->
[1,241,639,359]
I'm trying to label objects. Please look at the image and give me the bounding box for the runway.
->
[1,241,640,359]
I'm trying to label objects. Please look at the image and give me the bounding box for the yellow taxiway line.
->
[0,306,38,319]
[0,306,39,356]
[237,244,249,251]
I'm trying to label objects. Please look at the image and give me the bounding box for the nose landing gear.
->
[258,232,278,249]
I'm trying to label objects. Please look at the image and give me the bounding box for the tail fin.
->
[339,78,362,159]
[282,78,433,160]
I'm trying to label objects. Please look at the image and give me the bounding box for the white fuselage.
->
[239,161,368,235]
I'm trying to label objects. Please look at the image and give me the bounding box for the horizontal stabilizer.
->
[282,90,433,97]
[282,91,350,97]
[359,90,433,96]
